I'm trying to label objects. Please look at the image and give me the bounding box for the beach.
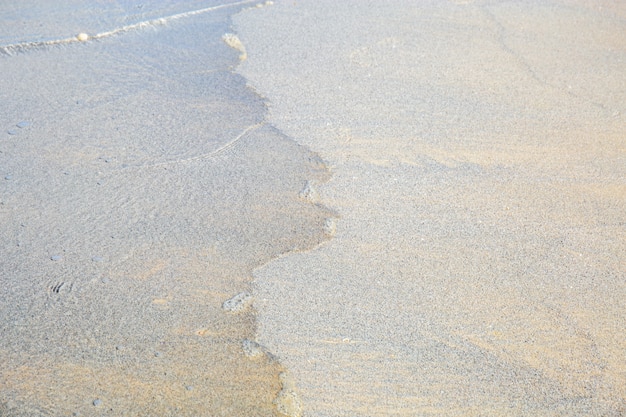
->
[234,1,625,415]
[0,1,332,415]
[1,0,625,416]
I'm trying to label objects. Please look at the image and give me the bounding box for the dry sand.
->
[234,1,626,415]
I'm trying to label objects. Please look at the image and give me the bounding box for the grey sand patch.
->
[298,180,318,203]
[323,217,337,237]
[222,291,254,312]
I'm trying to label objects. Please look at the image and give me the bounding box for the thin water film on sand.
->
[0,1,331,415]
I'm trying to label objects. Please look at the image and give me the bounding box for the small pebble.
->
[16,121,30,128]
[92,256,104,262]
[50,255,62,261]
[92,399,102,407]
[154,351,162,357]
[7,130,17,135]
[185,385,194,391]
[77,33,89,42]
[101,277,110,284]
[115,345,124,351]
[4,174,12,180]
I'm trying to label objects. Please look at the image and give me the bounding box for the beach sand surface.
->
[234,1,626,415]
[0,1,334,415]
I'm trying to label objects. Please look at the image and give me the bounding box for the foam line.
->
[0,0,258,55]
[133,121,266,170]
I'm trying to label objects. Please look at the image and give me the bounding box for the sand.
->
[1,1,624,416]
[0,1,333,416]
[233,1,626,415]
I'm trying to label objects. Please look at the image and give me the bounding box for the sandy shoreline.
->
[0,1,329,415]
[234,1,626,415]
[1,1,624,415]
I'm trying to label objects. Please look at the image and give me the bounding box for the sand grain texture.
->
[0,1,333,415]
[234,1,626,415]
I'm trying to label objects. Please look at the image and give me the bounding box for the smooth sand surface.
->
[234,1,625,415]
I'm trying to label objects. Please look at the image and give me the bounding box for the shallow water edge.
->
[0,1,332,415]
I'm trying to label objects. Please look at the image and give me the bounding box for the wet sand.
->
[234,1,626,416]
[0,1,332,415]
